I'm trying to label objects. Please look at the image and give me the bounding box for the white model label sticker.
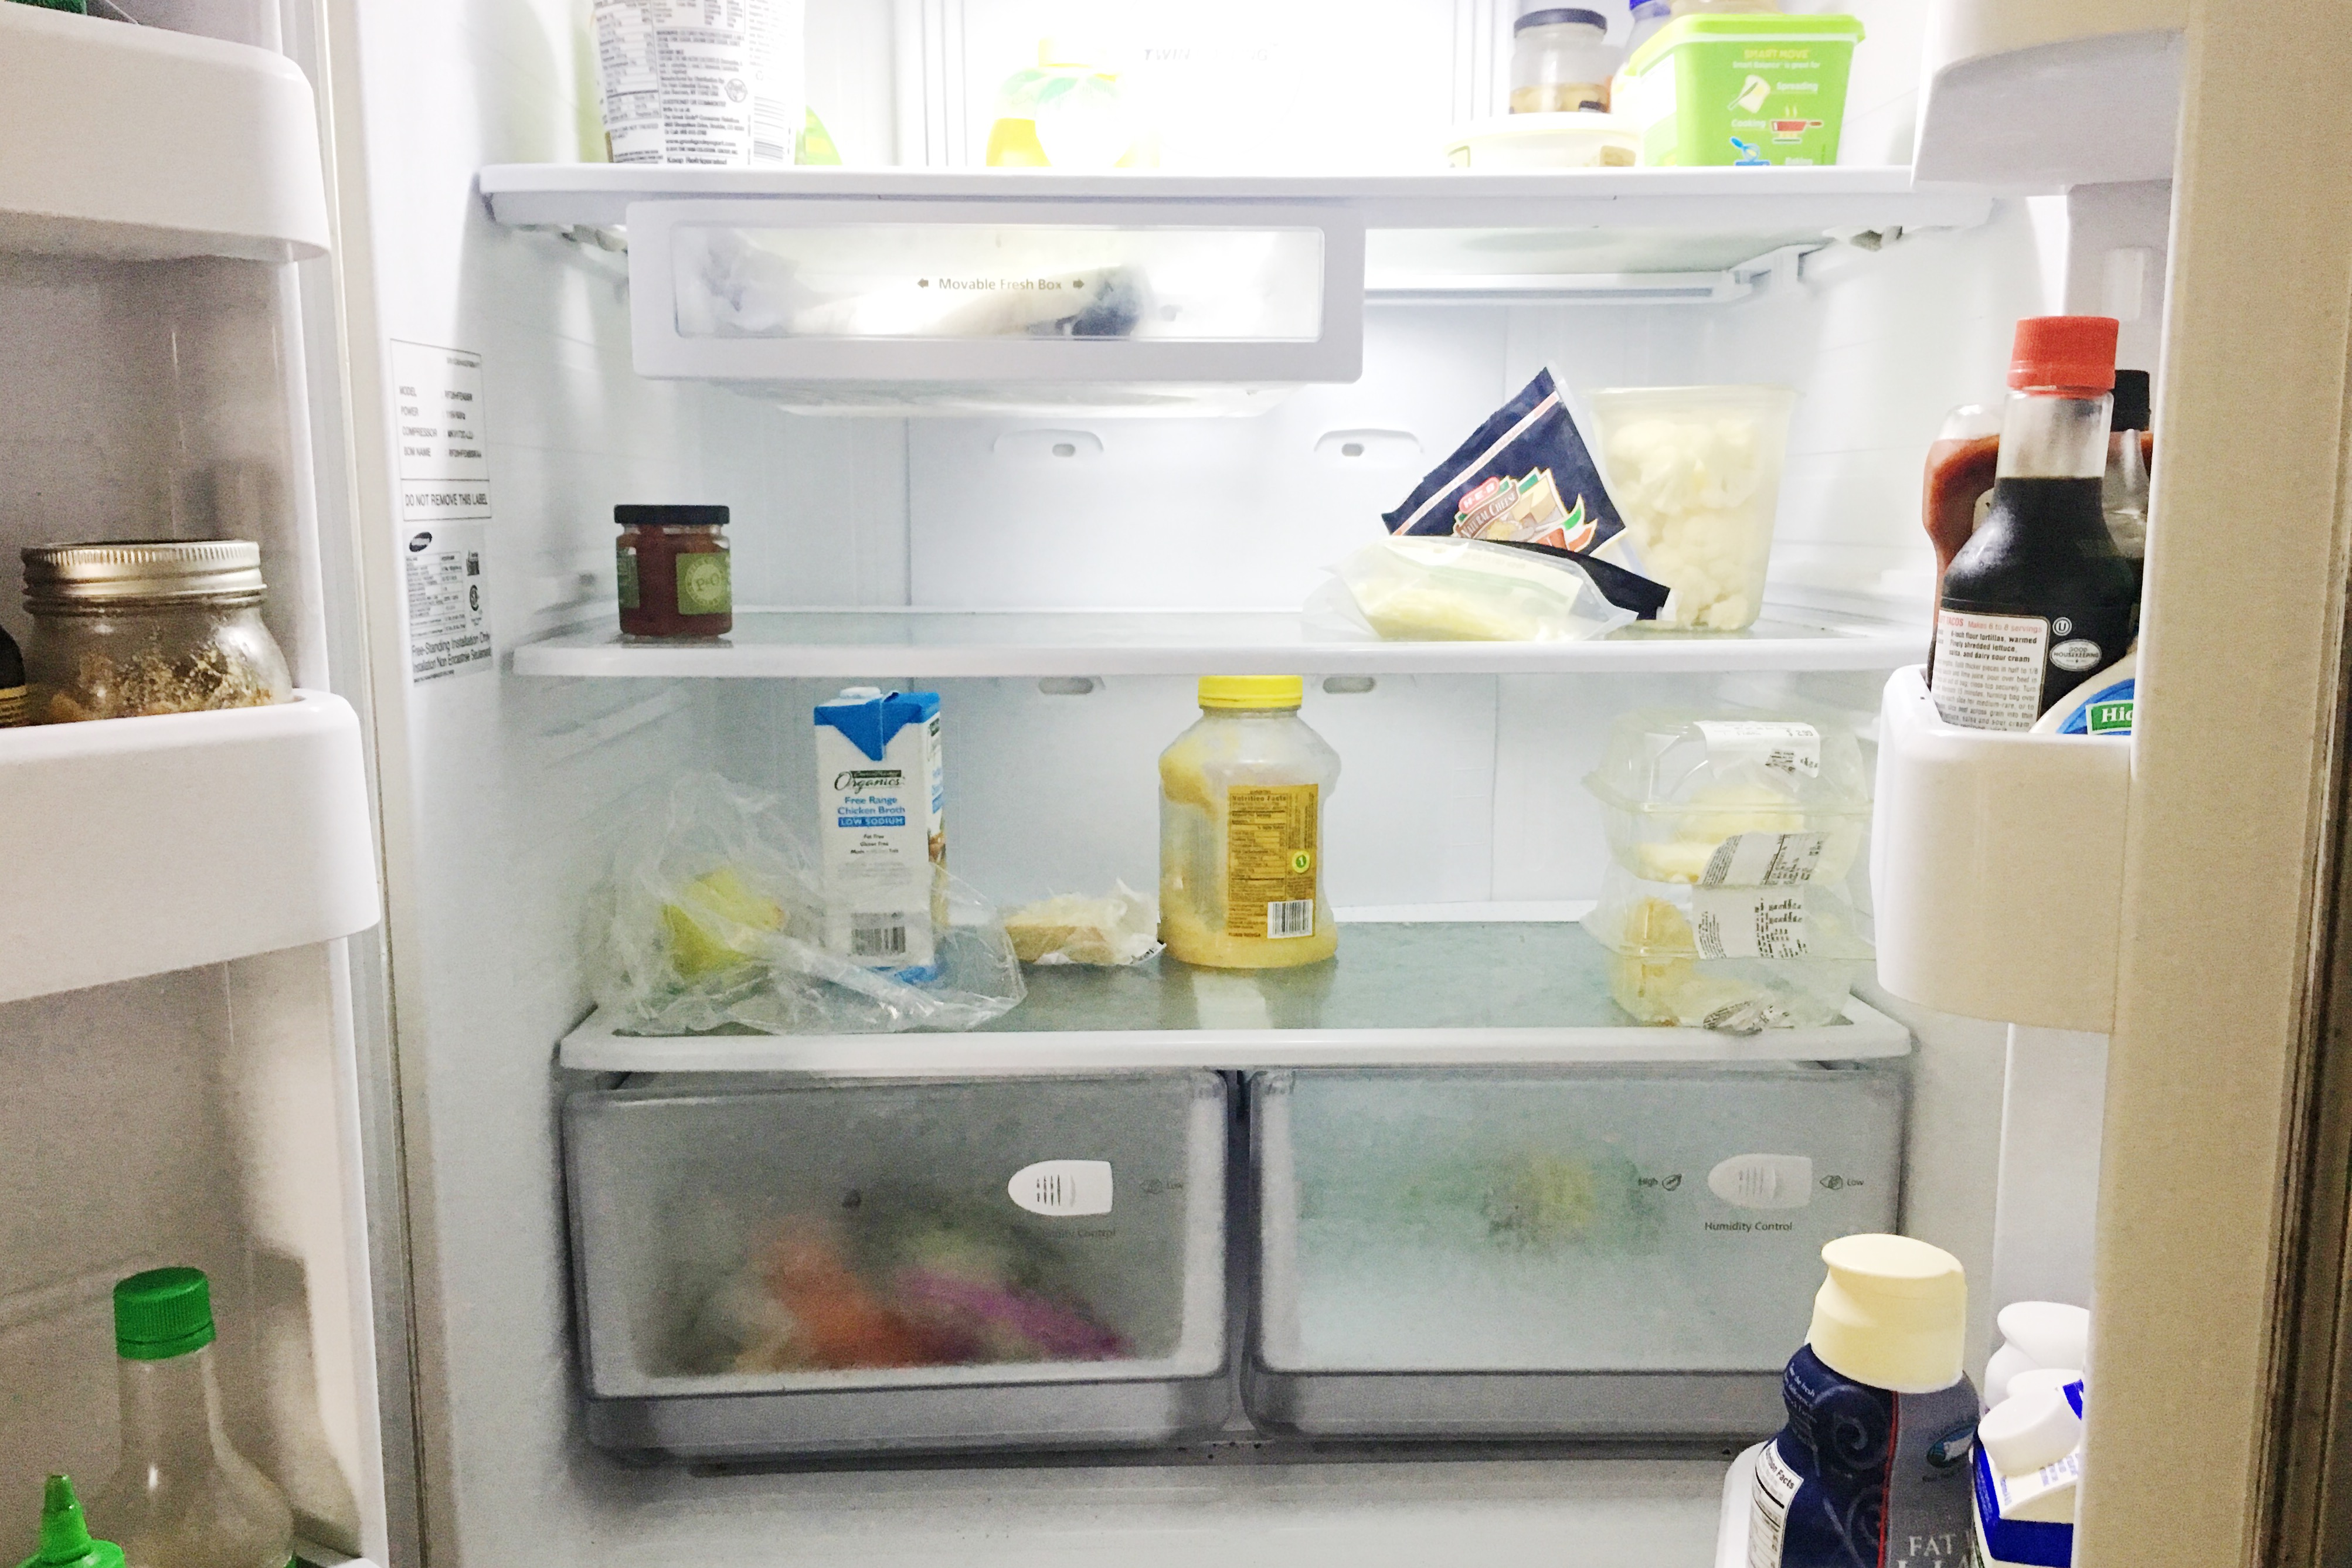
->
[1691,888,1811,960]
[1008,1160,1114,1217]
[1931,609,2047,731]
[1697,720,1821,778]
[1749,1439,1802,1568]
[392,341,495,682]
[1701,832,1827,887]
[402,523,493,684]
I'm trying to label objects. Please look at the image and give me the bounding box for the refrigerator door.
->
[2072,2,2352,1563]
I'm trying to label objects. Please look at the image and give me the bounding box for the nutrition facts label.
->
[1932,608,2049,731]
[1225,785,1320,940]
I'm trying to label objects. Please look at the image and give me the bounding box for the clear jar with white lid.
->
[21,540,291,724]
[1510,8,1621,114]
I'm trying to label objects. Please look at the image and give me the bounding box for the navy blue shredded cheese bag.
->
[1383,369,1669,620]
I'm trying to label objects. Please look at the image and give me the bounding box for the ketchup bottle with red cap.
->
[1930,317,2138,732]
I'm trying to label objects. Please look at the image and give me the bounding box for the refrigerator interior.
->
[0,0,2188,1564]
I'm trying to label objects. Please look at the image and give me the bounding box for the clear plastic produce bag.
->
[593,773,1025,1035]
[1308,534,1636,643]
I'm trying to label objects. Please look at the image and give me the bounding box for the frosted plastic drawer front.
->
[626,199,1365,414]
[1248,1066,1902,1437]
[564,1072,1229,1459]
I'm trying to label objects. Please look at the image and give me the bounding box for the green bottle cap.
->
[113,1267,216,1362]
[16,1476,125,1568]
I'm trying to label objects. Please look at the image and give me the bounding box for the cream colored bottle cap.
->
[1806,1233,1968,1393]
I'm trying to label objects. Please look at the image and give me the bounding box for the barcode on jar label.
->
[1266,900,1315,939]
[851,917,909,958]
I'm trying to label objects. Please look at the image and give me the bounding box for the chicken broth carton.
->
[814,687,946,980]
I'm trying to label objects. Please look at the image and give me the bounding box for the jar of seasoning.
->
[1511,8,1620,114]
[22,540,292,724]
[616,504,732,640]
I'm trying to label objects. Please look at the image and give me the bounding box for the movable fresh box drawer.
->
[563,1072,1229,1460]
[1247,1066,1902,1438]
[626,198,1364,416]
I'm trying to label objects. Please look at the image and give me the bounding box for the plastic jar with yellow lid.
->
[1158,676,1340,970]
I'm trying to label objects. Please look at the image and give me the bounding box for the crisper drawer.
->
[1248,1066,1902,1438]
[563,1072,1229,1459]
[625,198,1365,415]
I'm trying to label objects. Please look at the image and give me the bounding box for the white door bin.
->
[1871,665,2129,1032]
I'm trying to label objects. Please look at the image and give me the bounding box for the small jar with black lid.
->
[616,504,732,640]
[21,539,292,723]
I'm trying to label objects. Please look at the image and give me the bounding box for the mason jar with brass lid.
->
[21,540,292,723]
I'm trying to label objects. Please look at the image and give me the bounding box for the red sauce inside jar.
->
[616,504,732,639]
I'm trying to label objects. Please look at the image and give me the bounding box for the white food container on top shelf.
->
[1444,113,1639,169]
[1586,384,1797,631]
[1582,709,1872,886]
[1583,866,1870,1032]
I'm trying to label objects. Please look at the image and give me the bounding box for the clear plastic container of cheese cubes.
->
[1583,867,1870,1032]
[1586,385,1796,632]
[1582,709,1871,887]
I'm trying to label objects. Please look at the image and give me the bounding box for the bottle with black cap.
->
[2103,368,2152,606]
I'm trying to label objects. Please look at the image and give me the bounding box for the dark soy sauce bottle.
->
[1932,316,2137,732]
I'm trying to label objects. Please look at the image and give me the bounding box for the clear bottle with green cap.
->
[87,1268,294,1568]
[18,1475,124,1568]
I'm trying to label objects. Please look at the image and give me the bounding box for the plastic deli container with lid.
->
[1583,866,1867,1031]
[20,540,291,725]
[1617,12,1862,168]
[1586,385,1796,632]
[1581,709,1870,886]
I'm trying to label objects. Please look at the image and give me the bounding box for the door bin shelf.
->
[1245,1066,1902,1439]
[0,692,380,1004]
[626,198,1363,416]
[1871,666,2128,1032]
[562,1073,1229,1460]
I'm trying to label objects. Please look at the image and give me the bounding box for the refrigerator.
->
[1,0,2343,1565]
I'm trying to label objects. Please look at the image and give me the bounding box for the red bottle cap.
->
[2008,316,2120,392]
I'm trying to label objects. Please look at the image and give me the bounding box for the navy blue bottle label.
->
[1752,1345,1979,1568]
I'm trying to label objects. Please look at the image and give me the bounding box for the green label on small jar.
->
[677,552,731,616]
[616,545,640,611]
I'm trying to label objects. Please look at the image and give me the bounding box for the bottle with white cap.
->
[1749,1234,1980,1568]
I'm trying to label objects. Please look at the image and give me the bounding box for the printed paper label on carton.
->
[1691,887,1812,960]
[1701,832,1827,887]
[1697,720,1821,778]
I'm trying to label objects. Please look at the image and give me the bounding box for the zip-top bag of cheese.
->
[814,688,947,982]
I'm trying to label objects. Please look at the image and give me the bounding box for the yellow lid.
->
[1805,1234,1968,1393]
[1198,676,1304,710]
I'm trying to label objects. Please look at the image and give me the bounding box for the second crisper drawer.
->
[1248,1066,1902,1438]
[563,1072,1229,1459]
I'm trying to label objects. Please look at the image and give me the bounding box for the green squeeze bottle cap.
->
[113,1267,216,1360]
[17,1475,125,1568]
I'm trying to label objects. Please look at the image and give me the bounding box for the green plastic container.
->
[1620,13,1864,168]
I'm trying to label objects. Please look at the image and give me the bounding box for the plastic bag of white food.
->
[1308,535,1637,642]
[1586,385,1797,632]
[592,773,1024,1035]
